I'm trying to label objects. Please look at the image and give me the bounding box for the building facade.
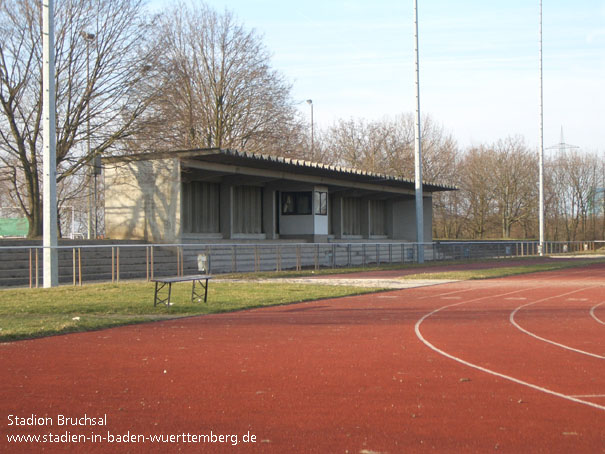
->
[103,149,454,243]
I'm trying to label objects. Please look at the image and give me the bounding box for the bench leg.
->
[191,279,209,303]
[153,281,172,307]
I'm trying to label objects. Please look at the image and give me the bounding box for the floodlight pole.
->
[413,0,424,263]
[42,0,58,287]
[538,0,545,256]
[306,99,314,160]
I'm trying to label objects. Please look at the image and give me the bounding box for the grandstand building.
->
[103,149,454,243]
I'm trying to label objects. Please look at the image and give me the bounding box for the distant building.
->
[103,149,454,243]
[0,217,28,238]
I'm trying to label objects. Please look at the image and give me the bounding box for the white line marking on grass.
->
[415,286,605,413]
[590,302,605,325]
[510,287,605,360]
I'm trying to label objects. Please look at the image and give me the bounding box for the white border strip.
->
[510,288,605,359]
[590,302,605,325]
[414,288,605,412]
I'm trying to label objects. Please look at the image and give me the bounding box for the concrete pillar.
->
[423,196,433,242]
[263,188,276,239]
[331,195,343,239]
[361,198,370,238]
[220,184,233,239]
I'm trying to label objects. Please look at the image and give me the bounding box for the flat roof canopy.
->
[105,148,456,195]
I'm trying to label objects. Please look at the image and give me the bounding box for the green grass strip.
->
[401,259,603,281]
[0,281,379,342]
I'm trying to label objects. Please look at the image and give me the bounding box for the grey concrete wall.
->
[105,158,181,242]
[219,184,233,239]
[263,188,277,239]
[391,196,433,242]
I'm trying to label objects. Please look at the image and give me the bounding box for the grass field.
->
[0,281,380,342]
[1,256,603,342]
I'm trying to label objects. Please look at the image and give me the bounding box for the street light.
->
[306,99,314,160]
[538,0,545,256]
[413,0,424,263]
[43,0,58,287]
[81,31,96,239]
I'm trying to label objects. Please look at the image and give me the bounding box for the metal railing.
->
[0,240,602,288]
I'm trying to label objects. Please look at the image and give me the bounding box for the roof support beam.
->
[181,159,419,197]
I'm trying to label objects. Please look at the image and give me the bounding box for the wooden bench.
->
[151,275,212,307]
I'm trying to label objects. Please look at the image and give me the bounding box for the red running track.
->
[1,262,604,453]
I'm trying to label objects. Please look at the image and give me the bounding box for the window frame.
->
[314,191,328,216]
[281,191,313,216]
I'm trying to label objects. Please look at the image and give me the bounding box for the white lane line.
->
[414,287,605,413]
[571,394,605,398]
[510,287,605,360]
[590,302,605,325]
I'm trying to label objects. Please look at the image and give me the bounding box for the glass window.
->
[314,191,327,215]
[281,192,312,215]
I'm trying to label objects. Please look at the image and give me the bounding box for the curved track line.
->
[415,288,605,412]
[509,287,605,360]
[590,302,605,325]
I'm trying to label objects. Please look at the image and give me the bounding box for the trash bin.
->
[198,254,208,273]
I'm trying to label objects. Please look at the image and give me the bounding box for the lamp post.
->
[538,0,545,256]
[42,0,58,287]
[81,31,96,239]
[413,0,424,263]
[306,99,314,160]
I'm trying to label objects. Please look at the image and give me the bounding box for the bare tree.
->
[488,137,537,238]
[324,113,457,181]
[146,2,305,155]
[548,150,601,241]
[457,146,496,239]
[0,0,155,237]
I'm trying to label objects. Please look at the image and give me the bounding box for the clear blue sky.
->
[149,1,605,152]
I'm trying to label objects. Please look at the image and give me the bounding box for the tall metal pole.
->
[43,0,58,287]
[538,0,545,256]
[82,32,95,239]
[306,99,314,160]
[413,0,424,263]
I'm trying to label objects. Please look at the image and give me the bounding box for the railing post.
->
[332,244,336,268]
[35,248,39,288]
[149,245,155,279]
[29,248,33,289]
[296,245,301,271]
[347,244,352,267]
[78,248,82,286]
[362,244,366,267]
